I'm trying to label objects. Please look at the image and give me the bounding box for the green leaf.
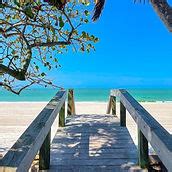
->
[24,6,34,19]
[84,10,89,16]
[14,0,20,7]
[84,19,89,23]
[59,16,64,28]
[11,50,16,55]
[43,56,46,61]
[41,72,46,77]
[0,3,5,8]
[35,65,39,71]
[52,46,56,51]
[82,31,87,38]
[94,37,99,42]
[42,47,46,51]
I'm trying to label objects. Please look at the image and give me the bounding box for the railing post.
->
[111,96,116,116]
[39,130,51,170]
[107,96,116,116]
[120,101,126,127]
[138,129,149,168]
[106,96,112,114]
[59,103,65,127]
[67,89,75,115]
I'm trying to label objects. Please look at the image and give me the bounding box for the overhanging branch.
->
[0,81,35,95]
[0,64,26,80]
[30,41,70,48]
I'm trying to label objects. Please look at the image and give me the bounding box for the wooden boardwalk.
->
[48,114,141,172]
[1,89,171,171]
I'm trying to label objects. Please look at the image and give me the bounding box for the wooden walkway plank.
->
[48,165,144,172]
[48,114,144,171]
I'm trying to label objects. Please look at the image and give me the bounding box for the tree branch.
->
[30,41,70,48]
[0,81,35,95]
[0,64,26,80]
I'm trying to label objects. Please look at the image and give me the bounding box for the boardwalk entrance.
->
[0,89,171,172]
[50,114,138,171]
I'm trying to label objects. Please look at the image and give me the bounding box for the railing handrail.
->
[0,90,67,172]
[110,89,172,170]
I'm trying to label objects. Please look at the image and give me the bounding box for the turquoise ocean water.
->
[1,88,172,102]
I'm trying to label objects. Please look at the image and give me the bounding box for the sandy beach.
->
[0,101,172,156]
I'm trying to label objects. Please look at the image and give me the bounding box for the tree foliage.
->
[0,0,100,94]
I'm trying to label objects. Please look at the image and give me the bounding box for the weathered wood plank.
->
[50,152,138,159]
[51,147,137,154]
[52,144,136,150]
[59,103,65,127]
[112,96,116,116]
[106,96,112,114]
[67,89,75,116]
[120,101,126,127]
[138,129,149,168]
[50,114,138,171]
[0,90,67,172]
[106,96,116,115]
[48,165,146,172]
[51,159,138,166]
[111,89,172,170]
[53,135,134,141]
[39,130,51,170]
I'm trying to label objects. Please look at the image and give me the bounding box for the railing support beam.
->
[106,96,112,114]
[39,130,51,170]
[138,129,149,169]
[59,103,65,127]
[106,96,116,116]
[112,96,116,116]
[67,89,75,116]
[120,101,126,127]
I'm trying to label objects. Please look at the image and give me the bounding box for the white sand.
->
[0,101,172,156]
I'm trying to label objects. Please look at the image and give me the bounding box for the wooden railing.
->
[107,89,172,170]
[0,89,75,172]
[2,88,171,171]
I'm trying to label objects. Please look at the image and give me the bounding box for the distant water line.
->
[0,88,172,102]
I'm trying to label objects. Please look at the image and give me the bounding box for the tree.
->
[0,0,105,94]
[135,0,172,32]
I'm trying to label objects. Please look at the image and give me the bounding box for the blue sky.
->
[51,1,172,89]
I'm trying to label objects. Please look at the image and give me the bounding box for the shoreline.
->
[0,101,172,103]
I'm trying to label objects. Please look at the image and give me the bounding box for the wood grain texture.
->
[49,114,141,171]
[48,165,146,172]
[111,96,116,116]
[106,96,116,116]
[111,89,172,171]
[67,89,75,116]
[120,101,126,127]
[39,130,51,170]
[59,103,65,127]
[0,90,67,172]
[106,96,112,114]
[138,129,149,169]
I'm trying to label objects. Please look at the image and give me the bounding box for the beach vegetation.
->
[0,0,105,94]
